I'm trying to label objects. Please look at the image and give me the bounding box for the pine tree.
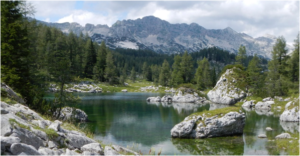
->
[247,55,263,95]
[235,45,247,67]
[265,37,289,96]
[130,67,136,82]
[159,60,170,86]
[1,0,32,103]
[170,55,183,86]
[84,39,97,78]
[288,34,299,83]
[104,51,117,84]
[180,51,193,83]
[96,41,107,81]
[195,57,211,89]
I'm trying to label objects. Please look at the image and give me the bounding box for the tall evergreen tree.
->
[195,57,211,89]
[96,41,107,81]
[180,51,193,83]
[235,45,247,67]
[1,0,32,103]
[84,39,97,78]
[287,34,299,84]
[247,55,263,95]
[170,55,183,86]
[104,51,117,84]
[265,37,289,96]
[159,60,170,86]
[130,67,136,82]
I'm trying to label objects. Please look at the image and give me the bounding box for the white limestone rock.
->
[38,147,64,155]
[66,133,96,149]
[275,133,291,139]
[171,119,197,138]
[10,143,40,155]
[171,111,246,138]
[255,101,274,110]
[258,134,267,138]
[146,96,161,102]
[0,136,21,152]
[81,143,104,155]
[266,127,273,131]
[207,68,246,105]
[104,146,119,155]
[280,99,299,122]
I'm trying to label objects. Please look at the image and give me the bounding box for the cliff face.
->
[38,16,282,59]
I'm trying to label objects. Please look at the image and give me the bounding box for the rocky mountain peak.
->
[37,16,283,59]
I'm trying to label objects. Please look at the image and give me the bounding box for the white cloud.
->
[31,0,299,44]
[57,10,119,26]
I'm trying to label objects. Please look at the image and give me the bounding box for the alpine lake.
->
[45,92,298,155]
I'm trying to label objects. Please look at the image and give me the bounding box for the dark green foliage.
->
[235,45,247,67]
[104,51,117,84]
[247,55,264,95]
[195,57,212,89]
[159,60,170,86]
[1,1,32,103]
[130,67,136,82]
[265,37,289,97]
[180,51,193,83]
[84,39,97,78]
[96,41,107,81]
[170,55,183,86]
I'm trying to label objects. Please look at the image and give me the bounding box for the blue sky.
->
[30,0,299,44]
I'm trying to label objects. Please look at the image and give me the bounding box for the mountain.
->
[39,16,284,59]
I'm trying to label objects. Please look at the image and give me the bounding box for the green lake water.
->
[46,92,299,155]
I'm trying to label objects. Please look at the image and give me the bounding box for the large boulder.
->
[280,99,299,122]
[146,96,161,102]
[10,143,41,155]
[65,133,96,149]
[172,91,200,103]
[207,68,246,105]
[80,143,104,155]
[104,146,119,155]
[0,136,21,152]
[171,111,246,138]
[54,107,88,122]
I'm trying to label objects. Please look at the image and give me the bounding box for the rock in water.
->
[266,127,273,131]
[280,99,299,122]
[146,96,161,102]
[258,134,267,138]
[275,133,291,139]
[171,111,245,138]
[54,107,88,122]
[207,68,246,105]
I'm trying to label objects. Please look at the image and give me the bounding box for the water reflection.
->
[280,121,299,133]
[45,92,298,155]
[172,137,244,155]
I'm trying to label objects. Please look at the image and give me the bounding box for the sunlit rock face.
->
[171,111,246,138]
[207,68,246,105]
[37,16,283,59]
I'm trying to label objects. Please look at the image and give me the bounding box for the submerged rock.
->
[171,111,246,138]
[275,133,291,139]
[258,134,267,138]
[207,68,246,105]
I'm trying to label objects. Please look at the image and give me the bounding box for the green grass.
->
[9,118,30,130]
[1,97,18,104]
[61,122,94,139]
[267,132,299,155]
[187,105,242,124]
[244,96,263,103]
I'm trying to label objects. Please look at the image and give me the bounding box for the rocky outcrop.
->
[146,91,208,104]
[280,98,299,122]
[0,101,138,155]
[42,16,279,59]
[49,82,102,93]
[171,111,246,138]
[54,107,88,122]
[275,133,291,139]
[207,68,246,105]
[140,86,160,92]
[1,83,25,104]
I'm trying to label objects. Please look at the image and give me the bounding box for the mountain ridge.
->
[37,15,284,58]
